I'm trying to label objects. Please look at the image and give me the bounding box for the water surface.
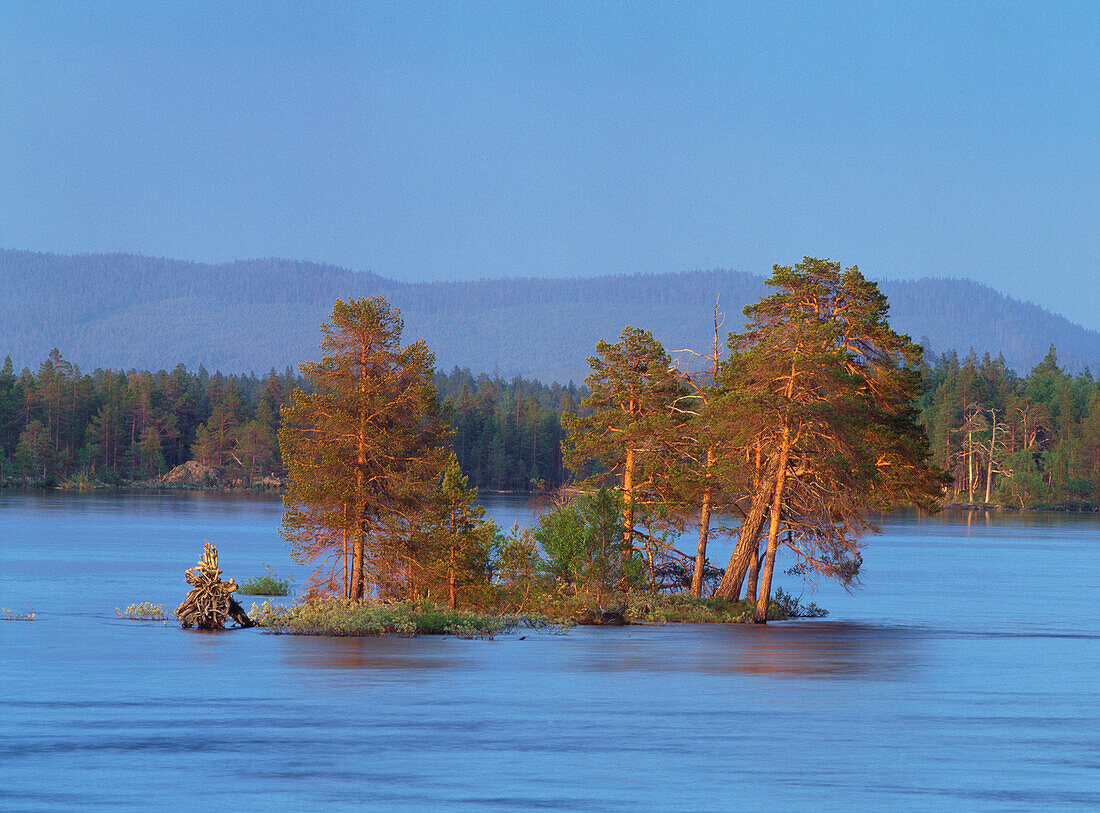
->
[2,492,1099,810]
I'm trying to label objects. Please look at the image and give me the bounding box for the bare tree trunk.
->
[622,446,635,560]
[691,448,715,597]
[754,426,791,623]
[984,412,998,504]
[691,304,724,598]
[984,451,994,503]
[745,545,761,604]
[714,482,772,601]
[967,429,974,503]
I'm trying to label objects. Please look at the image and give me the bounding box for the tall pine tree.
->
[280,297,449,600]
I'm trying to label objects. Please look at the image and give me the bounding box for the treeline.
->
[435,367,579,492]
[9,338,1100,511]
[0,349,293,487]
[918,345,1100,509]
[0,350,577,492]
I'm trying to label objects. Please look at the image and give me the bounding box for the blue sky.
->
[1,1,1097,325]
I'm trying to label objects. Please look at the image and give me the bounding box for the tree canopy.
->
[279,297,450,600]
[710,258,946,620]
[563,327,683,558]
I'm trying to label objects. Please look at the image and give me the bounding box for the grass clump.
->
[250,598,555,639]
[626,593,757,623]
[487,587,826,625]
[238,564,294,596]
[116,603,169,621]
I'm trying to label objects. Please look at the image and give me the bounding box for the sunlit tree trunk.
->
[744,543,760,604]
[622,445,635,559]
[984,410,1000,504]
[714,481,772,601]
[967,428,974,503]
[754,423,791,623]
[342,502,349,599]
[350,342,370,601]
[691,447,715,597]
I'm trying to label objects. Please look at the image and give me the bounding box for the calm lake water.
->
[2,491,1099,811]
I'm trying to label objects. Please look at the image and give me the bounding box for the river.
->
[1,491,1098,810]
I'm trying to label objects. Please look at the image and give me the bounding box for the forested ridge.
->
[4,338,1100,511]
[4,248,1100,382]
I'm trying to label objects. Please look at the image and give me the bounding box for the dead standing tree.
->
[175,543,254,629]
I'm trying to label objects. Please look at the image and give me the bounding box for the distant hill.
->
[2,249,1098,381]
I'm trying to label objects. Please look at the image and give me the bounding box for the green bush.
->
[239,564,295,596]
[534,488,646,601]
[770,587,829,619]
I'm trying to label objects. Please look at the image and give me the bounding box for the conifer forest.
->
[0,349,574,493]
[3,289,1100,516]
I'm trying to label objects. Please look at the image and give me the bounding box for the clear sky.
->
[2,2,1097,325]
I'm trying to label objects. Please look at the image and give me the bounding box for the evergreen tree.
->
[410,454,496,608]
[711,258,946,621]
[279,297,449,600]
[563,327,682,558]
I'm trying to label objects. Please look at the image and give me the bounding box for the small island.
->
[252,259,941,630]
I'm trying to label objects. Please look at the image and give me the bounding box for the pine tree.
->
[563,327,682,558]
[279,297,449,600]
[712,258,947,621]
[411,454,495,608]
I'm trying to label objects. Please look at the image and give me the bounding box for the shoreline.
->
[6,481,1098,513]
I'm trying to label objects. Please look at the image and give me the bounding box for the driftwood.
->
[175,543,254,629]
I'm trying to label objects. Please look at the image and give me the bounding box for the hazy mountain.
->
[2,249,1097,382]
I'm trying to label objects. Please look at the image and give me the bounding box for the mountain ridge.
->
[2,249,1096,382]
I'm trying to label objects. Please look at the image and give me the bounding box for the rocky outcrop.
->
[161,461,284,490]
[162,460,220,486]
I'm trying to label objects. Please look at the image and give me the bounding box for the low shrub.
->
[770,587,829,619]
[238,564,294,596]
[116,602,169,621]
[626,593,758,624]
[250,598,558,639]
[1,607,35,621]
[489,587,825,625]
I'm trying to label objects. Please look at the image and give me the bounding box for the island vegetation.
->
[6,258,1100,629]
[237,564,295,596]
[266,258,942,626]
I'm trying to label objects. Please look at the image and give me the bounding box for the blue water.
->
[2,491,1099,811]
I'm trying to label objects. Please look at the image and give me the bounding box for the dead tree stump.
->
[175,543,254,629]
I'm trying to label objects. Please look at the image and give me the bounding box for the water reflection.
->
[706,622,927,678]
[575,622,927,679]
[279,636,472,672]
[6,492,1100,810]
